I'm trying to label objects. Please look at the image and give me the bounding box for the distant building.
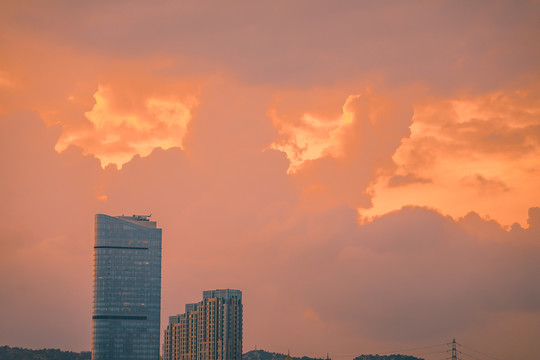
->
[163,289,243,360]
[92,214,162,360]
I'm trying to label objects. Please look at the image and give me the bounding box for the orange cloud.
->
[2,84,540,359]
[55,85,198,167]
[269,94,362,172]
[363,87,540,226]
[270,87,413,209]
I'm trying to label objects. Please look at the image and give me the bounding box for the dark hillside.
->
[0,346,90,360]
[354,355,423,360]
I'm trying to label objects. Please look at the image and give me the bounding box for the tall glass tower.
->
[92,214,162,360]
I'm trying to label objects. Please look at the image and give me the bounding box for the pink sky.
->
[1,1,539,359]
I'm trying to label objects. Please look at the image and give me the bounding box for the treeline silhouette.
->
[354,356,423,360]
[244,350,325,360]
[0,346,90,360]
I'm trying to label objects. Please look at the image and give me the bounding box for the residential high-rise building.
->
[163,289,243,360]
[92,214,162,360]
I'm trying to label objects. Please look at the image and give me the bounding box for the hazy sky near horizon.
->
[1,1,540,359]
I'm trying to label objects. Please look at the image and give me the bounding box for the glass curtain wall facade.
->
[163,289,242,360]
[93,214,162,360]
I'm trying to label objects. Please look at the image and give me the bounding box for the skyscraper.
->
[163,289,243,360]
[93,214,162,360]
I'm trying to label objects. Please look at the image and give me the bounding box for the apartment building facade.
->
[164,289,242,360]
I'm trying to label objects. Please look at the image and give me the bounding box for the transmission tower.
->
[451,338,457,360]
[447,338,461,360]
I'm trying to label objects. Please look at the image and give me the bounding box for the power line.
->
[412,349,448,356]
[460,344,502,360]
[324,340,502,360]
[330,344,447,359]
[375,343,448,355]
[460,350,483,360]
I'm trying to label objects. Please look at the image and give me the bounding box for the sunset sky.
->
[1,1,540,359]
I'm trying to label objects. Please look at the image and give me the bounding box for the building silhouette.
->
[163,289,243,360]
[92,214,162,360]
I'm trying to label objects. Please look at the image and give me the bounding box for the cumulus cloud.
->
[2,108,540,360]
[56,85,197,167]
[268,89,414,208]
[364,87,540,226]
